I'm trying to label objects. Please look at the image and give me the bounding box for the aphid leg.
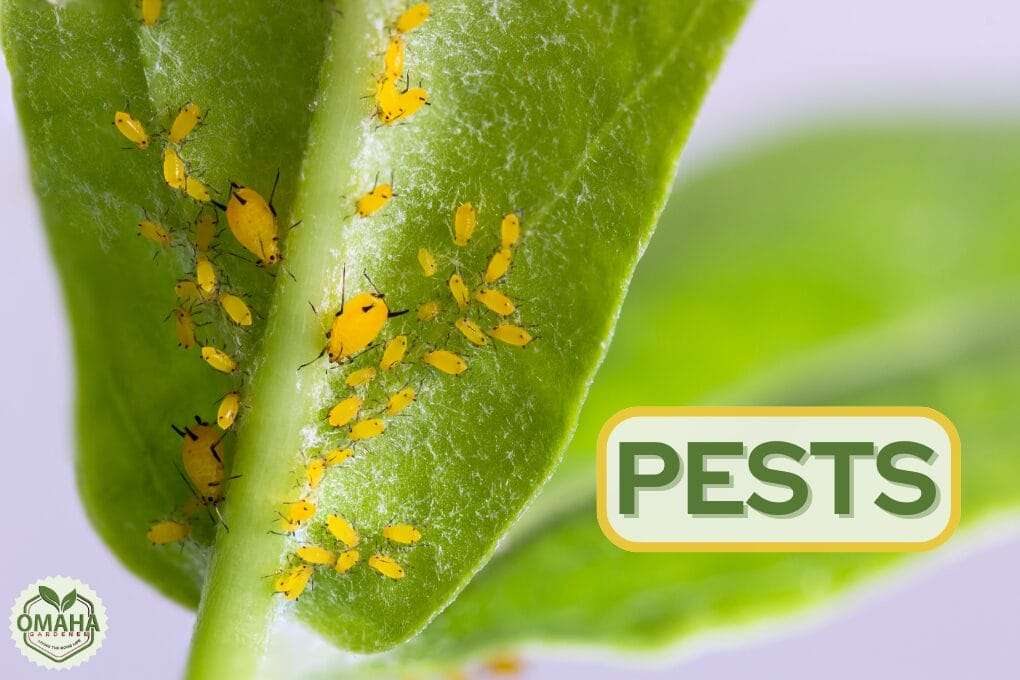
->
[363,270,383,297]
[268,169,281,211]
[298,346,328,371]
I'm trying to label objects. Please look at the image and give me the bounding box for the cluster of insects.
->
[139,1,536,605]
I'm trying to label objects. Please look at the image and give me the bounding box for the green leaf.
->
[37,586,60,611]
[60,590,77,612]
[1,0,749,671]
[368,124,1020,671]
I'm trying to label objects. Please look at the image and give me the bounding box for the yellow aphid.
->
[140,0,162,27]
[327,292,394,363]
[284,499,317,523]
[163,146,187,190]
[328,395,362,428]
[453,203,476,246]
[485,656,523,675]
[454,317,488,346]
[368,554,405,580]
[273,565,313,600]
[324,448,353,466]
[355,183,394,218]
[225,183,281,266]
[147,520,189,545]
[417,247,437,277]
[276,516,300,534]
[345,366,377,387]
[175,279,201,303]
[169,102,202,145]
[375,76,402,122]
[380,334,408,370]
[500,212,521,248]
[194,210,217,252]
[417,300,440,321]
[173,307,197,349]
[201,346,237,373]
[335,549,360,573]
[448,273,470,309]
[382,523,422,545]
[217,392,240,430]
[173,419,224,504]
[423,349,467,375]
[390,87,429,124]
[296,545,336,566]
[489,323,533,347]
[386,387,416,416]
[185,176,212,203]
[196,256,218,297]
[395,2,430,33]
[383,36,405,80]
[475,288,515,316]
[138,219,171,248]
[483,247,513,283]
[306,458,326,489]
[114,111,149,149]
[350,418,385,441]
[219,293,253,327]
[326,514,359,547]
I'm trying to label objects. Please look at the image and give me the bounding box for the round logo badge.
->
[9,576,107,670]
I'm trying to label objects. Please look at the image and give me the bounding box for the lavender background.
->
[2,1,1019,678]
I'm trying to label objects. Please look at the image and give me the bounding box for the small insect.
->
[349,418,385,441]
[140,0,162,27]
[219,293,253,327]
[423,349,467,375]
[355,181,394,217]
[194,210,217,252]
[417,300,440,321]
[448,273,470,309]
[326,514,359,547]
[454,317,488,347]
[284,499,317,523]
[395,2,431,33]
[383,36,405,80]
[388,86,429,125]
[276,516,301,535]
[489,323,533,347]
[485,656,523,676]
[163,146,187,190]
[335,549,360,574]
[453,203,476,246]
[147,519,189,545]
[273,564,313,600]
[222,178,282,267]
[319,284,406,365]
[386,387,416,416]
[500,212,521,248]
[483,247,513,283]
[196,256,218,298]
[324,448,353,466]
[201,345,238,373]
[175,279,202,303]
[375,76,402,122]
[173,307,198,349]
[379,335,408,370]
[345,366,377,387]
[475,288,515,316]
[114,110,149,149]
[138,218,171,248]
[328,395,362,428]
[306,458,326,489]
[172,417,225,505]
[368,553,405,580]
[185,176,212,203]
[296,545,336,566]
[382,523,421,545]
[417,247,437,277]
[217,391,240,430]
[169,102,203,145]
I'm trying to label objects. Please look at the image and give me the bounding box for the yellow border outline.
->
[596,406,961,553]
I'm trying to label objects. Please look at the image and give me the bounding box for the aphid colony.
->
[373,3,431,126]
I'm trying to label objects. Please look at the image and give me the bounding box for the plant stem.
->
[185,7,370,678]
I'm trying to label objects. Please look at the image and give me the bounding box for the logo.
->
[9,576,107,669]
[598,407,960,552]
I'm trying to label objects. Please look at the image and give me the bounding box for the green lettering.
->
[618,441,681,515]
[747,441,809,516]
[875,441,938,516]
[687,442,745,516]
[810,442,874,515]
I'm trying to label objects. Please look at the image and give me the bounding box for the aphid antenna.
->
[362,270,384,297]
[212,505,231,532]
[268,168,282,209]
[281,263,298,283]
